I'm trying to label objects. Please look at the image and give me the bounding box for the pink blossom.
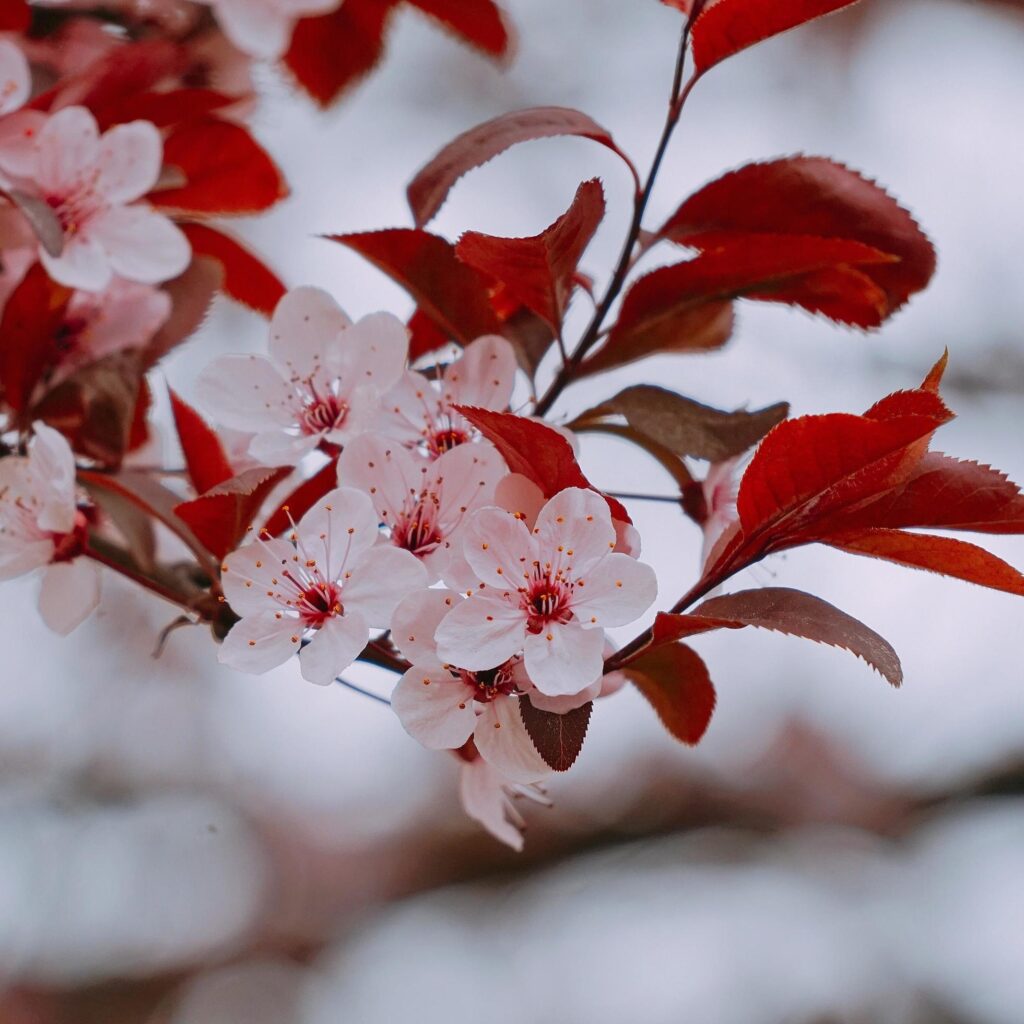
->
[390,588,552,782]
[337,432,505,583]
[197,286,409,464]
[459,755,551,852]
[25,106,190,291]
[218,486,427,685]
[378,334,518,458]
[197,0,340,61]
[699,455,742,570]
[435,487,658,697]
[0,422,101,634]
[0,39,46,181]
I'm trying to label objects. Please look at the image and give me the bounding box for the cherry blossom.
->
[378,334,518,457]
[337,432,505,582]
[197,286,409,464]
[435,487,658,697]
[26,106,191,291]
[218,486,427,685]
[459,755,551,852]
[699,456,742,570]
[197,0,340,61]
[0,422,101,634]
[0,39,47,180]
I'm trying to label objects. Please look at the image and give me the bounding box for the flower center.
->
[392,498,443,557]
[54,315,89,360]
[459,659,519,703]
[46,180,102,237]
[296,580,343,628]
[50,509,89,563]
[427,426,470,457]
[522,571,574,634]
[300,388,349,436]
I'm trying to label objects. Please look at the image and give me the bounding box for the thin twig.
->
[335,676,392,705]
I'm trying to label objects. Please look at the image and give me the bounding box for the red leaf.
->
[823,529,1024,597]
[659,157,936,319]
[180,224,285,316]
[691,0,864,76]
[168,388,234,495]
[519,698,592,771]
[456,179,605,333]
[284,0,399,107]
[150,118,288,216]
[623,642,716,745]
[406,0,511,57]
[652,587,903,686]
[127,377,153,453]
[328,228,500,344]
[262,456,339,537]
[96,87,237,130]
[456,407,631,522]
[174,466,292,561]
[406,307,452,361]
[0,263,70,415]
[144,258,222,367]
[407,106,639,228]
[0,0,30,31]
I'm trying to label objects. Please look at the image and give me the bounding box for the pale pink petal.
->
[268,285,351,380]
[37,560,100,635]
[196,354,295,432]
[391,667,476,749]
[95,120,162,203]
[296,485,381,580]
[572,552,657,629]
[35,106,100,197]
[599,669,628,698]
[219,611,300,674]
[40,233,111,291]
[494,473,545,529]
[0,110,46,179]
[220,536,296,616]
[526,679,601,714]
[0,537,53,580]
[474,699,550,783]
[64,279,170,367]
[28,422,77,532]
[614,519,642,557]
[432,442,506,524]
[298,611,368,685]
[442,334,517,410]
[459,759,530,851]
[211,0,295,60]
[390,587,456,668]
[0,39,30,116]
[375,368,442,445]
[337,432,424,526]
[88,204,191,285]
[435,593,525,671]
[534,487,615,577]
[342,545,428,626]
[333,312,408,396]
[461,506,535,589]
[524,619,604,697]
[248,429,320,465]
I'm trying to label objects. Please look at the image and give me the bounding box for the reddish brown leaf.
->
[98,88,237,130]
[921,349,949,393]
[406,0,511,57]
[174,466,292,561]
[0,0,30,30]
[407,106,638,228]
[329,228,500,344]
[150,118,288,217]
[144,258,223,367]
[456,179,605,333]
[691,0,864,76]
[497,305,558,380]
[623,642,716,745]
[659,157,936,319]
[127,377,153,453]
[284,0,398,107]
[823,529,1024,596]
[406,307,452,361]
[263,456,340,536]
[0,263,70,415]
[180,223,285,317]
[519,698,592,771]
[456,407,631,522]
[168,388,233,495]
[652,587,903,686]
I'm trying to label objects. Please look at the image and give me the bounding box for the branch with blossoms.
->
[3,0,1024,851]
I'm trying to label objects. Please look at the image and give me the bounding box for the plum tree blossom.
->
[378,334,518,458]
[699,456,742,570]
[459,755,552,852]
[0,422,101,635]
[0,39,47,180]
[337,432,506,582]
[198,0,340,61]
[197,287,409,464]
[25,107,190,291]
[218,486,427,685]
[435,487,658,697]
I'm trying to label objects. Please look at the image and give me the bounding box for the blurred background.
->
[2,0,1024,1020]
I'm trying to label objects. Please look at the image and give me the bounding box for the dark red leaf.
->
[406,0,511,57]
[623,642,716,745]
[127,376,153,453]
[652,587,902,686]
[456,179,605,333]
[0,0,30,31]
[284,0,399,107]
[97,88,237,130]
[328,228,500,344]
[407,106,638,228]
[174,466,292,561]
[406,307,452,361]
[457,407,631,522]
[168,388,234,495]
[519,698,592,771]
[180,223,285,316]
[823,529,1024,596]
[0,263,70,415]
[144,257,223,367]
[150,118,288,216]
[496,305,558,380]
[691,0,864,76]
[659,157,936,319]
[263,456,340,536]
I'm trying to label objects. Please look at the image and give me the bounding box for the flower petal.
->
[220,535,296,616]
[458,758,528,852]
[210,0,295,60]
[494,473,545,529]
[296,485,381,580]
[334,312,408,396]
[268,285,351,380]
[342,545,428,626]
[28,422,77,532]
[88,204,191,285]
[0,110,48,179]
[390,587,456,667]
[0,537,52,580]
[442,334,517,410]
[196,354,295,432]
[524,619,604,697]
[461,506,535,589]
[392,667,475,749]
[337,432,424,526]
[435,593,525,671]
[219,611,300,674]
[298,611,368,685]
[96,120,162,203]
[36,106,100,197]
[572,552,658,628]
[474,699,550,783]
[38,560,100,635]
[0,40,30,117]
[40,233,111,292]
[534,487,616,577]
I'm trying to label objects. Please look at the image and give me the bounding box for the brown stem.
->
[84,537,203,617]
